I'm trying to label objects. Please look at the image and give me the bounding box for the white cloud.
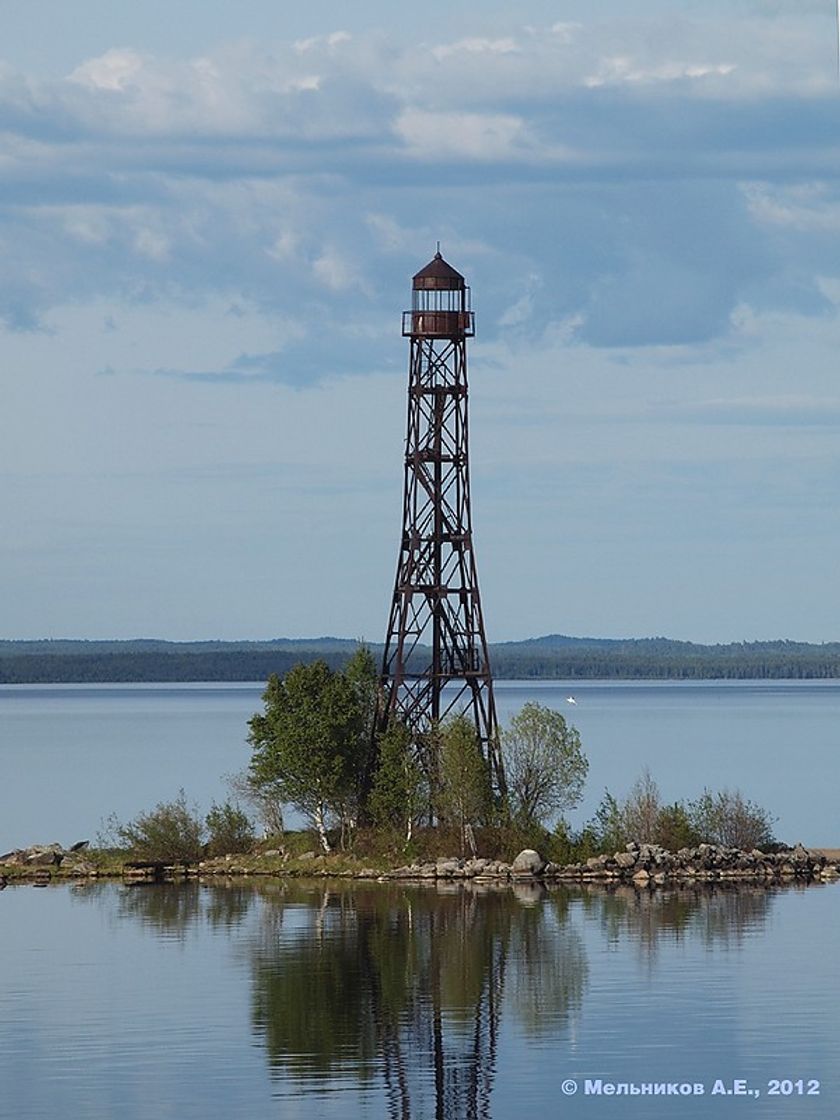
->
[394,108,533,162]
[312,246,364,292]
[431,37,519,62]
[69,48,145,91]
[134,228,170,261]
[743,183,840,233]
[265,231,299,262]
[294,30,352,54]
[584,56,736,88]
[59,207,111,244]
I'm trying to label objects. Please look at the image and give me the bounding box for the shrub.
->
[580,773,777,857]
[112,790,205,862]
[688,788,777,850]
[654,802,702,851]
[205,801,256,857]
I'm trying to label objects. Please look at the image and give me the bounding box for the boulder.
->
[62,856,95,876]
[435,859,461,877]
[510,849,546,876]
[23,844,65,867]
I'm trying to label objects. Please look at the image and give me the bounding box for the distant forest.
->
[3,635,840,683]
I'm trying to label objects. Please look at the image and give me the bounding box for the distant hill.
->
[3,635,840,683]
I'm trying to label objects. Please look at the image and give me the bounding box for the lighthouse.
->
[379,251,505,795]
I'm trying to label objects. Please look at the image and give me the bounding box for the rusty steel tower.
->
[380,251,505,794]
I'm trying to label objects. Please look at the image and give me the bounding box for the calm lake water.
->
[1,878,838,1120]
[1,679,839,851]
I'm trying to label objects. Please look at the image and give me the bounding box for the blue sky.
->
[3,0,840,643]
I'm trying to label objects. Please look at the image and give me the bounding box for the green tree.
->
[655,801,701,851]
[437,715,493,852]
[502,701,588,828]
[338,644,380,831]
[368,720,424,842]
[589,789,626,852]
[205,801,256,857]
[248,660,364,852]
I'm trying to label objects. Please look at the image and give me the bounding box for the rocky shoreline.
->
[379,842,840,885]
[2,840,839,888]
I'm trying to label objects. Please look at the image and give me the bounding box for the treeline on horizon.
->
[3,635,840,683]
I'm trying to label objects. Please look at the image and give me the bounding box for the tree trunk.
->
[314,804,331,853]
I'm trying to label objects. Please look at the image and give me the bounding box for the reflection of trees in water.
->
[247,882,589,1118]
[511,888,588,1037]
[581,884,775,957]
[80,881,259,937]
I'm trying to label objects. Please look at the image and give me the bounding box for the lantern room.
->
[402,250,475,338]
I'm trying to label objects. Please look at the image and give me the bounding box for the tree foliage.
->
[368,720,424,841]
[687,788,777,850]
[435,715,493,851]
[109,790,205,862]
[11,634,840,683]
[502,701,589,828]
[205,801,256,857]
[583,772,776,853]
[247,649,379,851]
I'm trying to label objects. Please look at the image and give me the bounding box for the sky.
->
[3,0,840,644]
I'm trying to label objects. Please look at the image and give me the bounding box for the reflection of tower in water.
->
[375,889,506,1120]
[247,885,589,1118]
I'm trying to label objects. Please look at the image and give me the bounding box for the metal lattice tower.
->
[380,251,505,794]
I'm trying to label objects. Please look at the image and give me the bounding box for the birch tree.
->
[247,660,363,852]
[502,702,588,828]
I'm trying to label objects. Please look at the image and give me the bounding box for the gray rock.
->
[23,844,65,867]
[436,859,461,876]
[62,857,95,875]
[511,849,546,876]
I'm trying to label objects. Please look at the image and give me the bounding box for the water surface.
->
[1,879,837,1119]
[2,679,839,849]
